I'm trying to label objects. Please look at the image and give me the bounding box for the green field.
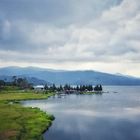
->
[0,88,55,140]
[0,92,53,101]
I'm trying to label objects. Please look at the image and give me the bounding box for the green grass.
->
[0,103,54,140]
[0,89,55,140]
[0,92,53,101]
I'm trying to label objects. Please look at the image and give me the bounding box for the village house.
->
[33,85,45,91]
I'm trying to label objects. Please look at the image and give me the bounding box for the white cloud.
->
[0,0,140,76]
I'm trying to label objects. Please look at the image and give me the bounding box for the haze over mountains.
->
[0,66,140,85]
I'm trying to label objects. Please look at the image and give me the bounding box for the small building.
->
[33,85,45,91]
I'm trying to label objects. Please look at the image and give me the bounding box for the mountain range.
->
[0,66,140,85]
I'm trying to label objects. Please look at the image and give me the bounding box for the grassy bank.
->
[0,92,53,101]
[0,90,55,140]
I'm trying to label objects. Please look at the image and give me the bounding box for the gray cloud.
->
[0,0,140,76]
[0,0,122,25]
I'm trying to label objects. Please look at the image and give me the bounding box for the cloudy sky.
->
[0,0,140,76]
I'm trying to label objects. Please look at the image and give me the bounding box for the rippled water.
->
[22,86,140,140]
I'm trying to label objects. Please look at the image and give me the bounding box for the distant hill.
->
[0,75,50,86]
[0,66,140,85]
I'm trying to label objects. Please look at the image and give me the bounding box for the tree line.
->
[0,76,102,92]
[0,76,32,90]
[44,84,102,92]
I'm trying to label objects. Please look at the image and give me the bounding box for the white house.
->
[33,85,45,91]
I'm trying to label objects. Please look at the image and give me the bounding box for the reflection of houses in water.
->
[56,89,80,95]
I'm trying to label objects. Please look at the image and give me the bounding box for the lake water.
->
[22,86,140,140]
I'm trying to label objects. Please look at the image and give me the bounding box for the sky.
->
[0,0,140,77]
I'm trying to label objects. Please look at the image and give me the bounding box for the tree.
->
[76,85,80,91]
[16,78,28,89]
[87,85,93,91]
[52,84,56,91]
[49,84,56,92]
[59,85,63,91]
[64,84,70,90]
[12,76,17,86]
[79,85,83,91]
[0,80,5,89]
[94,85,102,91]
[45,84,49,90]
[99,85,102,91]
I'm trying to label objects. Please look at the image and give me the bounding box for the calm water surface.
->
[22,86,140,140]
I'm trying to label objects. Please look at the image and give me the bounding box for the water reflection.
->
[22,86,140,140]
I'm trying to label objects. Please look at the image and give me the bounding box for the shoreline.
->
[0,90,103,140]
[0,92,55,140]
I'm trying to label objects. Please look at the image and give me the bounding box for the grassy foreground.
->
[0,91,55,140]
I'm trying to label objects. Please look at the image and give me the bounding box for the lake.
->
[22,86,140,140]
